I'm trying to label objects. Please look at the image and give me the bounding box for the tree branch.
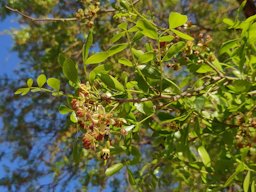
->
[5,5,78,22]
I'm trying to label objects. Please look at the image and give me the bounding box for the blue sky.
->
[0,15,20,191]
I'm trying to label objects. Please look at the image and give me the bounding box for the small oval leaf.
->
[37,74,46,87]
[105,163,124,176]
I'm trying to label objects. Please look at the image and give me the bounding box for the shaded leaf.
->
[63,58,79,84]
[163,41,185,61]
[136,19,158,39]
[98,74,125,91]
[83,30,93,64]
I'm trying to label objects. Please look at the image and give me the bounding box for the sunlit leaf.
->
[243,171,250,192]
[105,163,124,176]
[85,52,109,65]
[47,78,60,91]
[169,12,188,29]
[163,41,185,61]
[37,74,46,87]
[198,146,211,167]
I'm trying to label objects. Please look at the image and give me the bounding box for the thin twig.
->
[5,5,77,22]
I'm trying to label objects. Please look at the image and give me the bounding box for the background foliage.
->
[0,0,256,191]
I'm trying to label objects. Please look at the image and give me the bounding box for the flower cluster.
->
[75,0,100,28]
[71,83,124,159]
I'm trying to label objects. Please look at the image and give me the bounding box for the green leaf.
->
[98,74,125,91]
[196,64,215,73]
[171,29,194,40]
[110,32,125,43]
[83,31,93,64]
[169,12,188,29]
[107,43,128,56]
[85,52,109,65]
[219,39,239,55]
[58,104,73,115]
[243,171,250,192]
[223,18,235,26]
[227,80,251,93]
[136,19,158,40]
[224,162,244,187]
[118,58,133,67]
[138,52,154,63]
[198,146,211,167]
[163,41,185,61]
[63,57,79,84]
[31,88,41,92]
[70,111,78,123]
[89,64,111,82]
[73,141,82,165]
[105,163,124,176]
[14,88,30,96]
[251,180,255,192]
[58,53,65,66]
[47,78,60,91]
[127,168,136,185]
[131,48,144,58]
[159,35,174,42]
[37,74,46,87]
[27,78,33,87]
[118,22,128,30]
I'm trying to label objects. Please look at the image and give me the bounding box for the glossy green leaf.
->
[169,12,188,29]
[163,41,185,61]
[171,29,194,40]
[58,104,73,115]
[47,78,60,91]
[63,57,79,84]
[85,52,109,65]
[118,58,133,67]
[83,30,93,64]
[107,43,128,56]
[14,88,30,96]
[70,111,78,123]
[243,171,250,192]
[136,19,158,40]
[98,74,125,91]
[138,52,154,63]
[198,146,211,167]
[27,78,33,87]
[37,74,46,87]
[105,163,124,176]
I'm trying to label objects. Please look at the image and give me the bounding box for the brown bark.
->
[237,0,256,18]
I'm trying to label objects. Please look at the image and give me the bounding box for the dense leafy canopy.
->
[0,0,256,191]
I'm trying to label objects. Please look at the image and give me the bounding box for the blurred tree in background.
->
[0,0,256,191]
